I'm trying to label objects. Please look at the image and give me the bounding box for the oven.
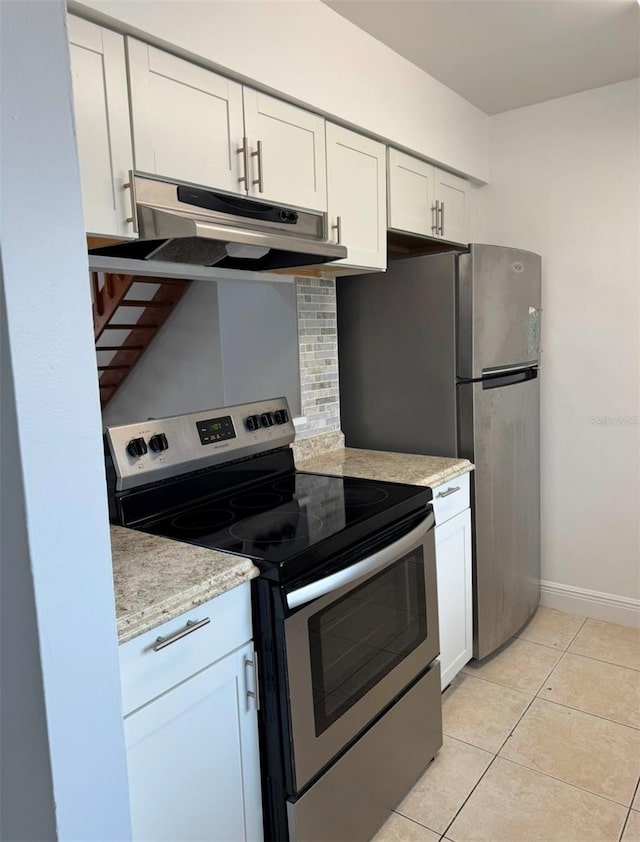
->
[105,397,443,842]
[284,513,437,789]
[254,506,442,842]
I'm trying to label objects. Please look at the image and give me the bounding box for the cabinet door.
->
[387,148,436,238]
[68,16,134,237]
[326,123,386,270]
[124,643,263,842]
[242,88,327,211]
[435,508,473,691]
[434,167,469,245]
[127,39,245,194]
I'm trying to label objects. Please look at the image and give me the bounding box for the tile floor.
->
[373,608,640,842]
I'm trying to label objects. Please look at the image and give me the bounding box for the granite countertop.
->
[111,435,472,645]
[111,525,259,644]
[295,442,473,488]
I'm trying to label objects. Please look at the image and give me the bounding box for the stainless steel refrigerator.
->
[337,244,541,660]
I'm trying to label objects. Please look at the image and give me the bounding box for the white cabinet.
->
[433,166,469,245]
[326,123,387,271]
[388,148,470,245]
[127,39,245,195]
[127,40,326,210]
[119,583,263,842]
[242,88,327,211]
[67,15,134,238]
[432,474,473,690]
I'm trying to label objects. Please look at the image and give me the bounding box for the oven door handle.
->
[286,511,435,610]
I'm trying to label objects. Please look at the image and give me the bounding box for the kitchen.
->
[1,1,638,841]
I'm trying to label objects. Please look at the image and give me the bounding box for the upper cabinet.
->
[127,39,244,196]
[127,40,326,211]
[326,124,386,271]
[68,21,472,254]
[68,16,135,238]
[388,149,470,245]
[242,89,327,211]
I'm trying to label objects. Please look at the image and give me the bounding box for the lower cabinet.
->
[119,584,263,841]
[432,477,473,691]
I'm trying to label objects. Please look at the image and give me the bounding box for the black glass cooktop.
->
[139,469,431,581]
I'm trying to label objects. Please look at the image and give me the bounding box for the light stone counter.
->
[111,525,259,644]
[295,445,473,488]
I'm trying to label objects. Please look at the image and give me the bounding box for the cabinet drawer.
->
[431,472,470,525]
[119,582,252,716]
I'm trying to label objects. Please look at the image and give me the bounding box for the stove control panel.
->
[105,397,296,491]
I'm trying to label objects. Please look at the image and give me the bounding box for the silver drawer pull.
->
[244,654,260,710]
[123,169,138,233]
[437,485,460,499]
[153,617,210,651]
[251,139,264,193]
[237,136,250,188]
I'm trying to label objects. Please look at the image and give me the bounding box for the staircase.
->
[92,271,191,407]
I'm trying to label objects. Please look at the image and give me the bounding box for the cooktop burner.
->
[106,398,432,584]
[138,468,430,578]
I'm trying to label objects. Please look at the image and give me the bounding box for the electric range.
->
[105,397,442,842]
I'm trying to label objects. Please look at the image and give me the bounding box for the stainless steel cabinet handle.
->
[439,200,445,236]
[251,140,264,193]
[153,617,210,651]
[437,485,460,499]
[431,202,439,234]
[237,136,250,189]
[123,169,138,233]
[244,654,260,710]
[331,215,342,245]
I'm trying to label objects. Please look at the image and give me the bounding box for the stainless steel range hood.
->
[89,173,347,273]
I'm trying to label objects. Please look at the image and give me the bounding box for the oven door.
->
[283,510,438,792]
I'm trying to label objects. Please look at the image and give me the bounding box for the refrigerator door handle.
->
[482,367,538,390]
[481,362,537,378]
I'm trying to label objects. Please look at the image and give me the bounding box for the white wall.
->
[479,80,640,618]
[102,279,301,427]
[70,0,489,182]
[0,1,131,836]
[102,281,225,426]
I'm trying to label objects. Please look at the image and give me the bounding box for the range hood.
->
[89,173,347,272]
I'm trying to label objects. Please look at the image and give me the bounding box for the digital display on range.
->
[196,415,236,445]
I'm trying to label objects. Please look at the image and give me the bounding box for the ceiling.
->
[322,0,640,115]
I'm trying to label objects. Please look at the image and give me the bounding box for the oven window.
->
[308,549,427,736]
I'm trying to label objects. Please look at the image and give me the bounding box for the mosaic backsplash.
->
[294,278,341,440]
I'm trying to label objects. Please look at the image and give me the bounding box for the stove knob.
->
[274,408,289,425]
[261,412,274,428]
[126,437,148,458]
[149,433,169,453]
[246,415,261,431]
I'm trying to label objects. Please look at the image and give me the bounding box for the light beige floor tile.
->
[516,606,585,649]
[633,786,640,811]
[622,809,640,842]
[568,618,640,671]
[447,757,627,841]
[371,812,440,842]
[395,735,493,834]
[462,638,562,693]
[538,653,640,728]
[442,673,531,752]
[499,698,640,805]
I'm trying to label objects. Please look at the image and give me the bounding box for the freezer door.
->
[458,370,540,659]
[458,244,541,380]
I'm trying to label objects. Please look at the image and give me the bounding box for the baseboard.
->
[540,580,640,627]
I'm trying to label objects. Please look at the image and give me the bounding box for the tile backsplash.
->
[294,278,341,440]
